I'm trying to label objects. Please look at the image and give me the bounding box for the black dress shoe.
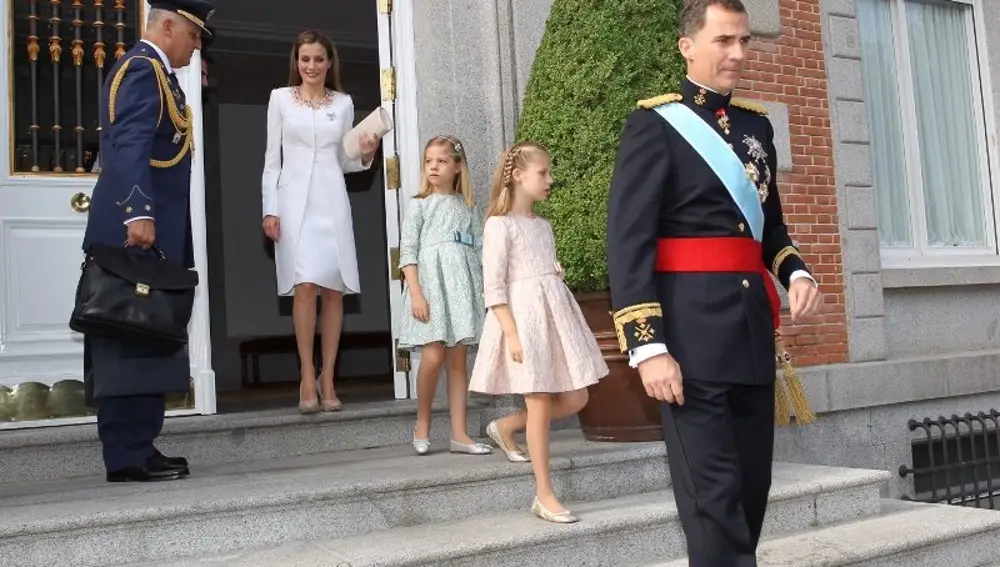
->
[106,457,188,483]
[153,449,189,467]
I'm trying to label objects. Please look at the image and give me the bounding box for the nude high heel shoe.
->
[299,377,320,414]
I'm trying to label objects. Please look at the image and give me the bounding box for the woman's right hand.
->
[262,215,281,242]
[411,293,430,323]
[506,332,523,363]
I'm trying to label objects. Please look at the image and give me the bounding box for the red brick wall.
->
[739,0,848,366]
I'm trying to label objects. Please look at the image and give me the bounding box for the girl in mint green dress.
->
[398,135,490,457]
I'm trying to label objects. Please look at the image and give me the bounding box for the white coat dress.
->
[261,86,370,296]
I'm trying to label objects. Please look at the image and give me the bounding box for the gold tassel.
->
[773,373,791,426]
[774,334,816,426]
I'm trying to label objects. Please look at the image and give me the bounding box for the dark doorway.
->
[200,1,394,412]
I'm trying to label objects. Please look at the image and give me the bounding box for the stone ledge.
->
[759,101,793,172]
[796,349,1000,414]
[746,0,782,36]
[882,266,1000,289]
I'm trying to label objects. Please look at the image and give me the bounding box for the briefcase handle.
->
[121,240,167,260]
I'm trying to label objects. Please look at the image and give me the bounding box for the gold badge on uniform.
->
[694,88,707,106]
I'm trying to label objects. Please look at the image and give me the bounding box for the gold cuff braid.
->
[108,56,193,169]
[771,246,802,277]
[612,302,663,353]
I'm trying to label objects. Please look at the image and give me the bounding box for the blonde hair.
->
[415,135,475,207]
[486,141,550,217]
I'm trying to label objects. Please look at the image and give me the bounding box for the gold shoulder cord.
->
[637,93,683,110]
[108,56,193,169]
[731,98,769,115]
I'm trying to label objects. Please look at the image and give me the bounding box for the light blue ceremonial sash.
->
[653,103,764,242]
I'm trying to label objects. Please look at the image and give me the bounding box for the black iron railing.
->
[899,411,1000,509]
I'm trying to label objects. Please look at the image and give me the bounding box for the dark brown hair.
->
[288,30,343,91]
[678,0,747,38]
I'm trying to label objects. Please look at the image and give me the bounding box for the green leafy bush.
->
[517,0,686,292]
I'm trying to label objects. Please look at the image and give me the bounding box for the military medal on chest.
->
[715,108,731,135]
[742,134,770,202]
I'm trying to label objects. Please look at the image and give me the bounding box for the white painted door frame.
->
[379,0,422,399]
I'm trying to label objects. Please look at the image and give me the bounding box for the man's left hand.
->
[788,278,822,323]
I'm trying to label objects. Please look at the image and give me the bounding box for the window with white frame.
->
[856,0,998,267]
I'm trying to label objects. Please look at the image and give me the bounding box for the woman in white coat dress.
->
[261,30,380,413]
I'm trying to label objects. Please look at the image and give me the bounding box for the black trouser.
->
[96,395,166,471]
[660,378,775,567]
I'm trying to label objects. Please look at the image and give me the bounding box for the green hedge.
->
[516,0,686,292]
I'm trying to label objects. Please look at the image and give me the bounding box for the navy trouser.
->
[660,378,775,567]
[96,395,166,471]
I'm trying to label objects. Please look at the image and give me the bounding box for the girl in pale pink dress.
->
[469,141,609,524]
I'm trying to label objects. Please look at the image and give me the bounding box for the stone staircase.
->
[1,401,999,566]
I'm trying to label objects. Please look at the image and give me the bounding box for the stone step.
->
[648,501,1000,567]
[1,431,669,567]
[0,399,484,483]
[117,463,889,567]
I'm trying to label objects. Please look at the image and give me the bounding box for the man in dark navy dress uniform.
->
[607,0,822,564]
[82,0,215,483]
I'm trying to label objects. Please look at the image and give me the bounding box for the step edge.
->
[2,459,888,539]
[94,474,883,566]
[2,460,889,539]
[742,503,1000,566]
[0,402,487,450]
[0,447,668,537]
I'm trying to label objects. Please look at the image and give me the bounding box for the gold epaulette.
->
[774,332,816,426]
[636,93,682,110]
[612,302,663,352]
[108,55,193,169]
[731,97,769,115]
[771,245,803,276]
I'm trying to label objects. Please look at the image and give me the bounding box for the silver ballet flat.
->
[449,439,493,455]
[413,438,430,456]
[486,420,531,462]
[531,497,579,524]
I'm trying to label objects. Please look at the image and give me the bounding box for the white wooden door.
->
[0,2,214,428]
[376,0,414,398]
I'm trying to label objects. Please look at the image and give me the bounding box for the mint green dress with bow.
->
[398,194,485,350]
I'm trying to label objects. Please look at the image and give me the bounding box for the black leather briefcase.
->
[69,243,199,347]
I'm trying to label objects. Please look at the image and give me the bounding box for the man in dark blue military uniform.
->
[82,0,215,483]
[607,0,823,564]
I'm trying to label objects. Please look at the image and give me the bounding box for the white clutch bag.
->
[342,107,394,161]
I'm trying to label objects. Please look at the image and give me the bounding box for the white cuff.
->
[629,343,669,368]
[124,216,154,225]
[789,270,816,286]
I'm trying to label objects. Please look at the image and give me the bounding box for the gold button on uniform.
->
[741,279,750,288]
[738,222,745,232]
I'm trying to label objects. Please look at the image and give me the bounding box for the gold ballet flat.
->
[531,497,578,524]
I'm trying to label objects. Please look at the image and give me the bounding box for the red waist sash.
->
[654,237,781,328]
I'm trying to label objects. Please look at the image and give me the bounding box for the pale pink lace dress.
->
[469,214,609,395]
